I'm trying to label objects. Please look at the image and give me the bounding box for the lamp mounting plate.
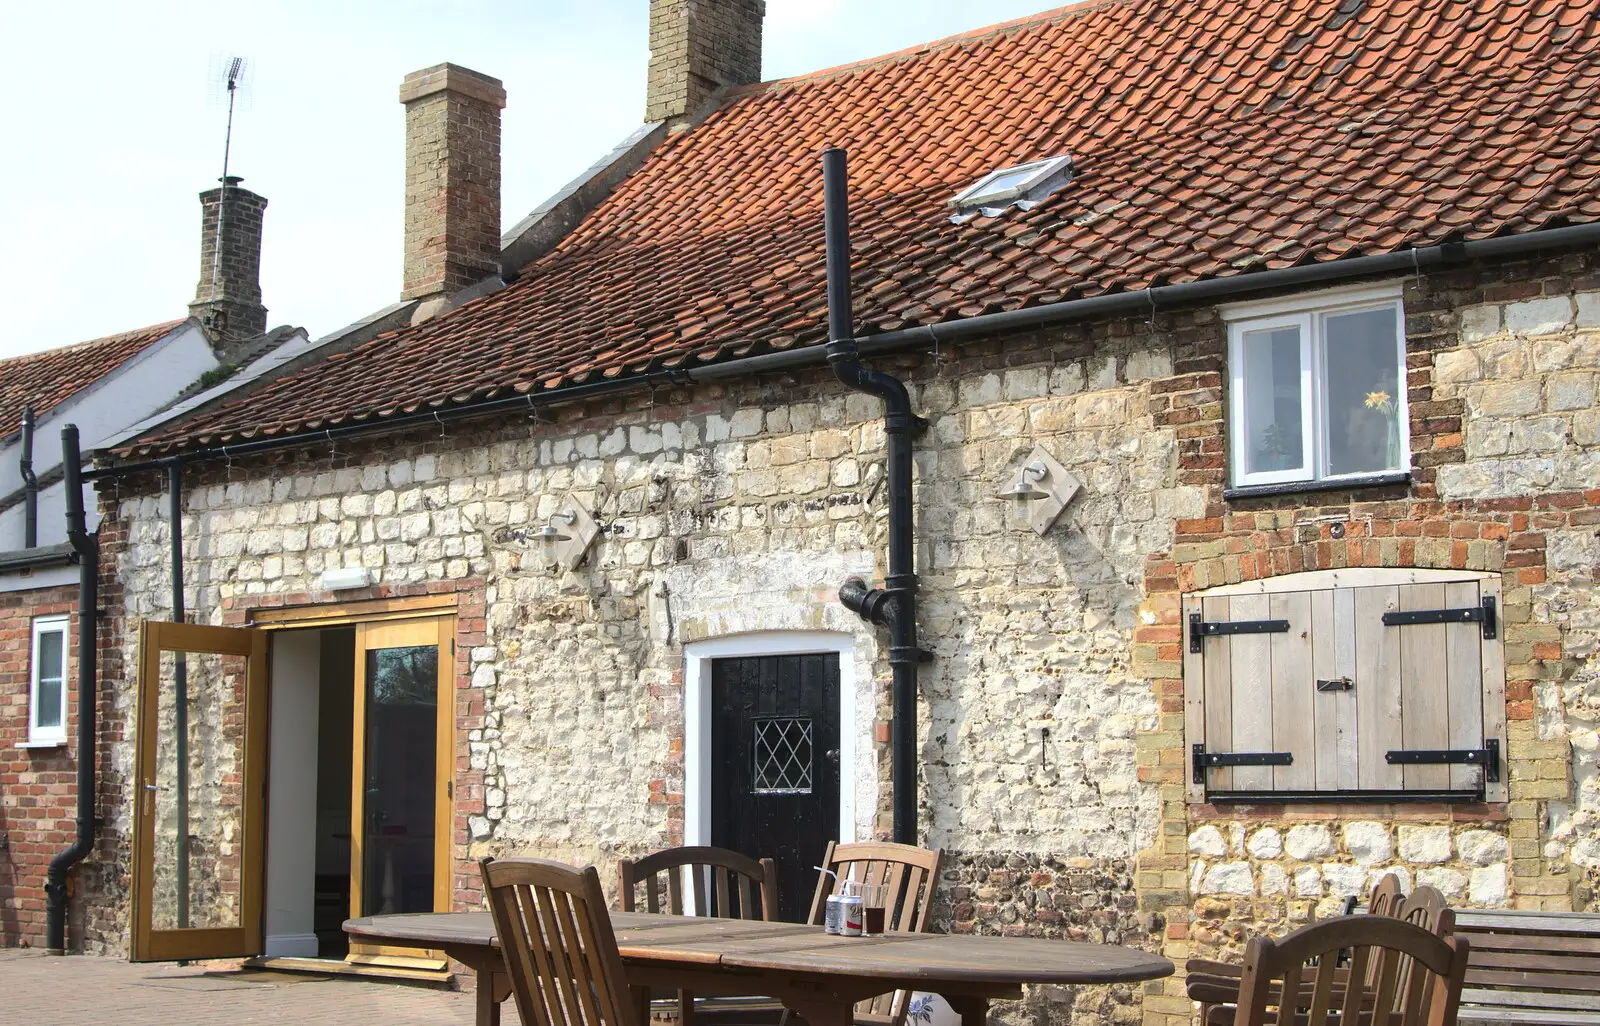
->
[999,444,1079,535]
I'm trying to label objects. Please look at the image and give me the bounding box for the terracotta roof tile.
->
[0,321,185,439]
[139,0,1600,452]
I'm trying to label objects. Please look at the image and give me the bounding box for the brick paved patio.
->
[0,950,490,1024]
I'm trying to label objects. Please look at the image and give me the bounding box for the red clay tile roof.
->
[139,0,1600,452]
[1,321,186,439]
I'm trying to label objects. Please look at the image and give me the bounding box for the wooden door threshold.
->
[245,955,454,985]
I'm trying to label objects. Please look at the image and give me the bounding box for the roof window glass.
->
[949,154,1074,222]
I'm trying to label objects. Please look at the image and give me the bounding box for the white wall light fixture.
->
[319,566,375,591]
[539,495,599,570]
[997,445,1080,535]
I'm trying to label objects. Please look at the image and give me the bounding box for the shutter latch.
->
[1381,596,1497,639]
[1192,743,1294,784]
[1384,738,1500,783]
[1316,676,1354,692]
[1188,612,1291,652]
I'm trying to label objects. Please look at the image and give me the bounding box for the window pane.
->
[38,629,63,680]
[35,630,64,729]
[1324,307,1403,476]
[975,165,1039,194]
[1240,326,1305,476]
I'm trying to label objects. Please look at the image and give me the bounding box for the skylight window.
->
[949,154,1074,222]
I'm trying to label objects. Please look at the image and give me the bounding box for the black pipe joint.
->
[838,576,896,627]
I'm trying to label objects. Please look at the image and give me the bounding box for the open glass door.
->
[131,621,267,961]
[347,617,453,970]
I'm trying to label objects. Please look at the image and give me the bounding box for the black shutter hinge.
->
[1189,611,1291,653]
[1192,743,1295,784]
[1384,738,1500,783]
[1381,596,1496,639]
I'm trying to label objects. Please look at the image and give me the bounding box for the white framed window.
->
[948,154,1073,220]
[27,615,69,745]
[1224,284,1409,490]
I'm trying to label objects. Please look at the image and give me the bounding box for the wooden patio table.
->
[346,910,1173,1026]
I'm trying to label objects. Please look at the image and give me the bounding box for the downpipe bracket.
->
[837,578,935,662]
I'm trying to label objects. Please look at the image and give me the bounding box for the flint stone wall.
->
[90,318,1187,960]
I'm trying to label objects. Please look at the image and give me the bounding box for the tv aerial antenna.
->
[204,55,251,331]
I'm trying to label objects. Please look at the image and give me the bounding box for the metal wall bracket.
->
[1188,612,1291,652]
[1192,743,1294,784]
[1381,596,1497,639]
[1385,738,1500,782]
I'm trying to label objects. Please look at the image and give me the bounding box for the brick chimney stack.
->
[645,0,765,124]
[189,176,268,342]
[399,63,505,316]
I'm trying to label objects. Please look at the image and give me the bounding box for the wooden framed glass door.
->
[131,621,267,961]
[347,617,454,969]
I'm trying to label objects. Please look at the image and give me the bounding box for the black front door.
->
[710,653,840,922]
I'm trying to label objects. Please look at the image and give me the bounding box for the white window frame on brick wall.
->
[1223,283,1409,490]
[25,615,69,747]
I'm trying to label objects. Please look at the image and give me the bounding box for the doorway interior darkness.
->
[263,619,451,967]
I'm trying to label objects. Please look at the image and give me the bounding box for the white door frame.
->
[683,631,857,850]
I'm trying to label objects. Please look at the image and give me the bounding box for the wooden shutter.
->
[1185,570,1505,803]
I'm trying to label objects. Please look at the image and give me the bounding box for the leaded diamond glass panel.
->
[752,717,813,793]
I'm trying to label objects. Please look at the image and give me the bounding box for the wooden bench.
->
[1454,908,1600,1025]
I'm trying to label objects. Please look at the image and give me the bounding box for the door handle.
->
[825,749,839,762]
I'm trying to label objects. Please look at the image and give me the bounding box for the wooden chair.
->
[618,846,779,1026]
[1188,873,1406,998]
[1189,875,1440,1024]
[805,841,945,1026]
[1232,915,1470,1026]
[480,856,639,1026]
[618,846,778,921]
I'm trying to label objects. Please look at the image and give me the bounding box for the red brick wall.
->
[0,583,78,948]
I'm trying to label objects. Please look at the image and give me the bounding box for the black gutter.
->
[46,424,98,955]
[81,222,1600,484]
[821,148,930,847]
[20,406,37,548]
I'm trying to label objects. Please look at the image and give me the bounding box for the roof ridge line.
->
[0,318,188,368]
[725,0,1130,97]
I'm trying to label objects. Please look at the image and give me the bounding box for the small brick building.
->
[16,3,1600,1026]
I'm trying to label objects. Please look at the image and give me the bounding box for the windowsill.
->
[1190,799,1508,822]
[16,739,67,750]
[1223,471,1411,501]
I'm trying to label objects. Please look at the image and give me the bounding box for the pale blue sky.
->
[0,1,1063,359]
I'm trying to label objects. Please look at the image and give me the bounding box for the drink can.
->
[824,894,844,935]
[839,895,863,936]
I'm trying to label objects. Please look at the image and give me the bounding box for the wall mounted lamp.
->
[319,566,375,591]
[540,496,598,570]
[998,445,1080,535]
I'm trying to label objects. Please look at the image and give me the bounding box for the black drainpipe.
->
[821,147,930,846]
[168,461,191,928]
[46,424,98,954]
[20,406,38,548]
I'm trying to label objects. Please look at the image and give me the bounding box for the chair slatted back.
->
[806,841,944,1026]
[1233,915,1470,1026]
[481,857,638,1026]
[1366,873,1404,918]
[618,845,778,922]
